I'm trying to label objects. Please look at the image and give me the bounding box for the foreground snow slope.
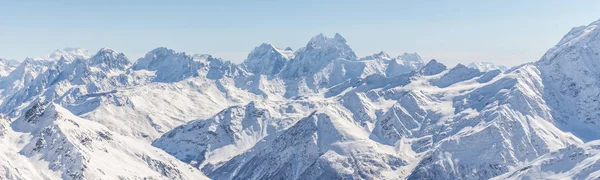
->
[9,102,207,179]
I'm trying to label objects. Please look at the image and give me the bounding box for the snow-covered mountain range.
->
[1,19,600,179]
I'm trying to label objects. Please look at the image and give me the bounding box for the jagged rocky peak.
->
[420,59,447,75]
[281,33,357,78]
[11,100,53,132]
[309,33,347,45]
[304,33,356,60]
[242,43,291,75]
[89,47,130,71]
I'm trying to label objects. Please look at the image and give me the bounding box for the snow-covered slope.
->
[537,19,600,141]
[0,101,207,180]
[0,58,19,77]
[3,18,600,179]
[495,140,600,180]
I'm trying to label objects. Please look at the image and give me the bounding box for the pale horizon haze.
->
[1,0,600,67]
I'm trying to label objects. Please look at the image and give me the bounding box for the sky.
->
[1,0,599,67]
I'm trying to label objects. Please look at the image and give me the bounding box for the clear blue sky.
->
[1,0,599,66]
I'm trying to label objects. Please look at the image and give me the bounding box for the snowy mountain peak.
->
[534,19,600,141]
[431,63,482,87]
[360,51,391,60]
[398,52,422,62]
[89,48,130,71]
[93,47,119,57]
[46,47,91,61]
[148,47,177,56]
[0,58,19,77]
[420,59,447,75]
[242,43,291,75]
[334,32,347,43]
[540,19,600,63]
[132,47,183,71]
[256,43,276,50]
[308,33,350,48]
[9,102,208,179]
[0,58,19,65]
[398,52,425,70]
[454,63,467,69]
[281,33,357,78]
[467,62,509,72]
[251,43,293,59]
[376,51,390,57]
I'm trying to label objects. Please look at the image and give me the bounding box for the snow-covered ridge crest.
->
[43,47,91,62]
[539,19,600,63]
[467,62,508,72]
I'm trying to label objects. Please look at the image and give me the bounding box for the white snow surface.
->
[0,58,19,77]
[1,20,600,180]
[468,62,509,72]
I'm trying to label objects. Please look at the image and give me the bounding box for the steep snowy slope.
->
[0,115,63,180]
[0,58,19,77]
[10,102,207,180]
[407,65,581,179]
[0,58,52,90]
[208,108,413,180]
[152,101,303,169]
[537,19,600,141]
